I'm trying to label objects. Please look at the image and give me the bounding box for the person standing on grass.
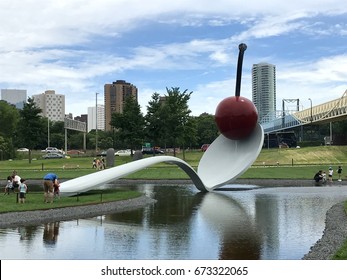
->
[337,166,342,182]
[43,173,58,203]
[53,180,60,199]
[18,178,28,203]
[328,167,333,183]
[12,170,21,189]
[4,176,13,195]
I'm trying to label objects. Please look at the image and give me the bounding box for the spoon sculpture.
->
[59,44,264,194]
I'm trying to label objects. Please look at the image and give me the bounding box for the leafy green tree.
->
[195,113,219,146]
[0,100,19,138]
[144,92,167,148]
[96,130,114,150]
[0,101,19,159]
[110,95,145,152]
[17,97,44,163]
[160,87,193,156]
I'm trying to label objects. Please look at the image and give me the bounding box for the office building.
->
[32,90,65,121]
[87,105,105,132]
[1,89,27,109]
[74,114,88,124]
[104,80,138,131]
[252,63,276,122]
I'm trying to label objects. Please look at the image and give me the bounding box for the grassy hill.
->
[254,146,347,166]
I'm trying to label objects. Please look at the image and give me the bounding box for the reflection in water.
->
[43,222,60,246]
[18,225,39,241]
[0,184,346,260]
[199,192,260,259]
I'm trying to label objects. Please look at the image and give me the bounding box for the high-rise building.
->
[104,80,138,131]
[32,90,65,121]
[252,63,276,122]
[1,89,27,109]
[87,105,105,132]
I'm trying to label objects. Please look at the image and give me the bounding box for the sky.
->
[0,0,347,118]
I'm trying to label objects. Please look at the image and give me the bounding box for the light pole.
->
[95,92,99,152]
[308,98,313,123]
[47,118,50,147]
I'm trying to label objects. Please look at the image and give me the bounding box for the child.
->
[18,178,28,203]
[53,180,60,199]
[4,176,13,195]
[328,167,333,182]
[322,171,327,183]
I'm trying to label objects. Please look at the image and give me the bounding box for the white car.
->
[41,147,64,154]
[17,148,29,152]
[115,149,131,156]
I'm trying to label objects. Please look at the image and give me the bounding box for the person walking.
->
[18,178,28,203]
[43,173,58,203]
[337,166,343,182]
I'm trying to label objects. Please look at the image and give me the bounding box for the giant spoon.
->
[59,44,264,194]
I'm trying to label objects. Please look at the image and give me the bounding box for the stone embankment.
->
[302,202,347,260]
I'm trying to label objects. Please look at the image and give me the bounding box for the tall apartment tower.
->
[252,63,276,122]
[104,80,138,131]
[32,90,65,121]
[1,89,27,109]
[87,105,105,132]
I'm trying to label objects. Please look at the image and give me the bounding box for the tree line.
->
[0,87,219,160]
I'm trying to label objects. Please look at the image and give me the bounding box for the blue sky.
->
[0,0,347,118]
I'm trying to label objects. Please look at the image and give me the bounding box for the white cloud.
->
[0,0,347,118]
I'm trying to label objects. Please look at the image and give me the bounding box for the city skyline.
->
[0,1,346,117]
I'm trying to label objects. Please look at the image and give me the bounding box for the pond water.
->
[1,183,347,260]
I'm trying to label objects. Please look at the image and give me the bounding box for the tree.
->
[195,113,219,146]
[110,95,145,152]
[144,92,167,148]
[0,101,19,159]
[17,97,44,163]
[161,87,193,156]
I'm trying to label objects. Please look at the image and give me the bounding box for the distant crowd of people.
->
[314,165,343,185]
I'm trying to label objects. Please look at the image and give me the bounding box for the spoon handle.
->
[235,43,247,97]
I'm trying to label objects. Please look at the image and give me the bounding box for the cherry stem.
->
[235,43,247,97]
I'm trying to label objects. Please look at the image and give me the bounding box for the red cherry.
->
[215,96,258,140]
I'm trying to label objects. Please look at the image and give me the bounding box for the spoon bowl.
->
[197,123,264,191]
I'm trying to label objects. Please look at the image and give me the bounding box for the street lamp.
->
[308,98,313,123]
[47,118,50,147]
[95,92,99,152]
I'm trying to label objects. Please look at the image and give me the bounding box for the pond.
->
[1,183,347,260]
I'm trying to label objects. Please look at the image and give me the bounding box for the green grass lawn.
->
[0,189,142,214]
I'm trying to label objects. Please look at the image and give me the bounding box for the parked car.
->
[115,149,131,156]
[42,153,65,159]
[97,151,107,157]
[142,148,164,155]
[67,150,84,155]
[41,147,64,154]
[201,144,210,152]
[17,148,29,152]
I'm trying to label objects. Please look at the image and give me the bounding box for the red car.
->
[201,144,210,152]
